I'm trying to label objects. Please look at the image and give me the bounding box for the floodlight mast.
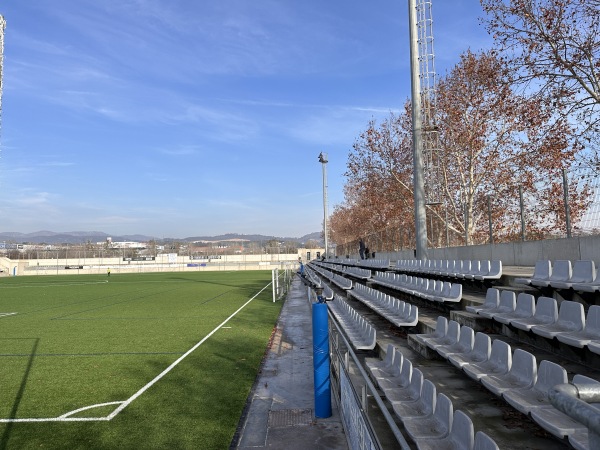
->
[407,0,441,259]
[0,15,5,147]
[318,152,329,258]
[408,0,428,260]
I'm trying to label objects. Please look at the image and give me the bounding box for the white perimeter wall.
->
[2,253,306,276]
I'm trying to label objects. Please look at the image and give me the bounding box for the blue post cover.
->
[312,302,332,418]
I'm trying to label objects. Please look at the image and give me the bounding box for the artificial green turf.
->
[0,271,283,449]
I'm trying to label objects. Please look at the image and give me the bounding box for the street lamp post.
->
[318,152,329,259]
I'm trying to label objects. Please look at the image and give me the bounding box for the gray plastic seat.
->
[511,296,558,331]
[387,368,423,403]
[414,316,447,347]
[459,260,472,278]
[414,410,474,450]
[424,280,444,302]
[433,260,448,276]
[403,393,453,440]
[476,260,502,281]
[588,339,600,355]
[466,288,499,314]
[445,260,458,277]
[552,260,596,290]
[437,326,474,359]
[366,344,398,380]
[463,339,512,382]
[425,320,460,351]
[438,282,462,303]
[493,293,535,325]
[461,260,480,280]
[448,332,491,369]
[480,348,537,396]
[392,379,436,421]
[531,300,585,339]
[532,260,571,288]
[557,305,600,348]
[478,289,516,319]
[530,374,599,439]
[502,360,568,415]
[515,260,551,286]
[380,357,412,393]
[572,268,600,293]
[451,260,471,278]
[431,281,452,302]
[474,431,500,450]
[465,260,487,280]
[470,260,491,280]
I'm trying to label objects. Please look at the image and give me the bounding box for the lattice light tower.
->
[416,0,441,205]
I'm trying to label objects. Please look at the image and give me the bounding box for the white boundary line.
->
[0,282,272,423]
[0,313,17,318]
[0,281,109,290]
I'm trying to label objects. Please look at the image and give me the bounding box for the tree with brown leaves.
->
[481,0,600,165]
[330,48,590,251]
[437,49,588,243]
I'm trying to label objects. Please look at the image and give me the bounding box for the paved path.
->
[234,276,348,450]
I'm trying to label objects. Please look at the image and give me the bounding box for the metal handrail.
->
[549,382,600,449]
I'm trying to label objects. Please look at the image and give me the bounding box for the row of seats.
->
[326,258,391,270]
[327,295,376,350]
[515,260,599,292]
[394,259,503,282]
[371,271,462,303]
[303,267,334,300]
[308,263,418,328]
[309,264,353,290]
[413,317,599,446]
[467,288,600,352]
[348,283,418,327]
[366,344,499,450]
[355,259,391,270]
[342,266,371,280]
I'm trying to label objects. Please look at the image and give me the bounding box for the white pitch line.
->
[0,313,17,318]
[0,281,109,290]
[59,401,125,419]
[0,282,272,423]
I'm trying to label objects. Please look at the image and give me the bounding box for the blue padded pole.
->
[312,301,332,418]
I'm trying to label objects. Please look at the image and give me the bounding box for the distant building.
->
[99,238,146,250]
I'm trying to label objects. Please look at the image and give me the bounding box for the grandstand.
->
[305,237,600,449]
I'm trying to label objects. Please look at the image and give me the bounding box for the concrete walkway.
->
[234,276,348,450]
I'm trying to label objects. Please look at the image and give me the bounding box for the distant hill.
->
[0,231,323,245]
[183,232,322,243]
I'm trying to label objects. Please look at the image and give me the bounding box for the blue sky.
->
[0,1,492,239]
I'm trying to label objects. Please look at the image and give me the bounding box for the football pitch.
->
[0,271,282,449]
